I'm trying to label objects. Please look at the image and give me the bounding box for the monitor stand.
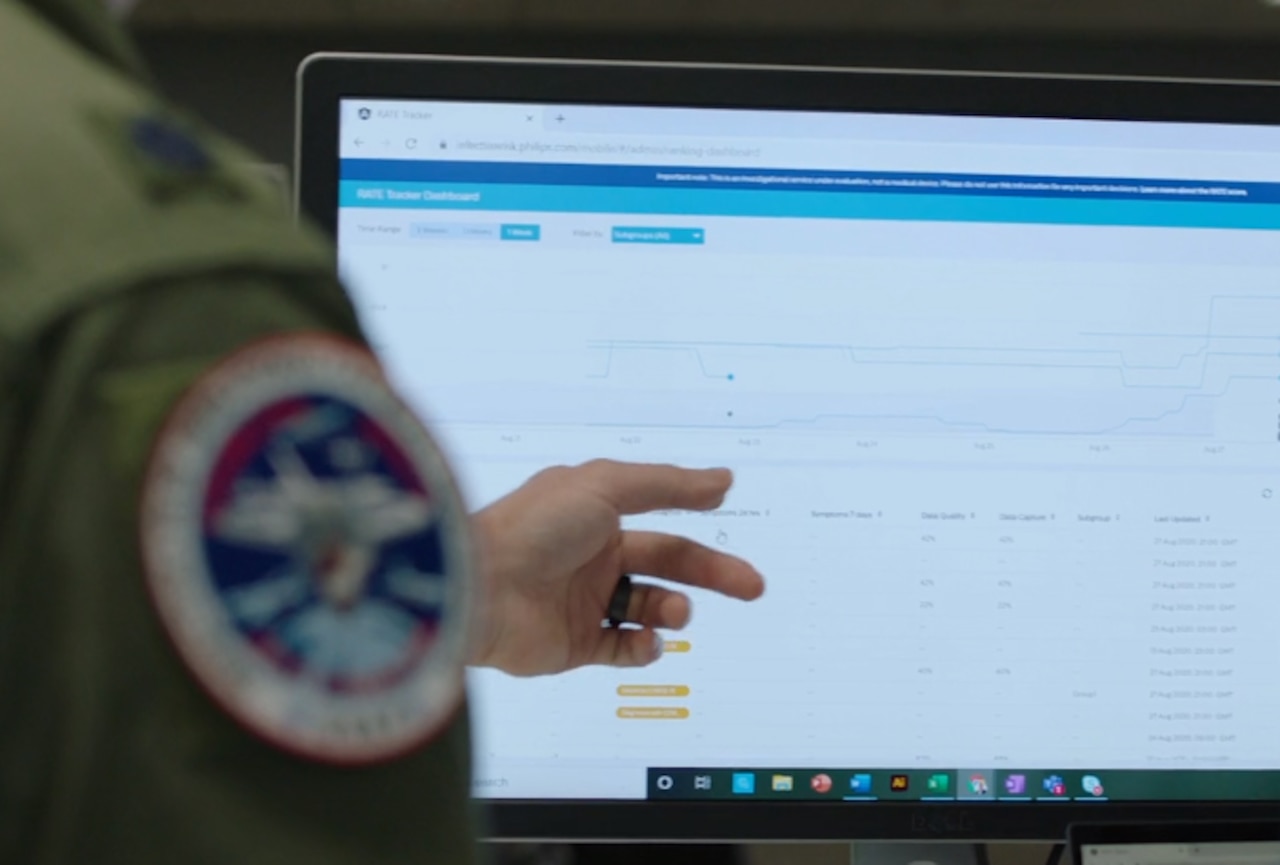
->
[850,843,981,865]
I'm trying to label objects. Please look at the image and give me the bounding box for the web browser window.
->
[336,99,1280,803]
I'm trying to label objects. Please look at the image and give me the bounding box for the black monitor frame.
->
[295,53,1280,842]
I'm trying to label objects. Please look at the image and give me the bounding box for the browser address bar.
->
[437,134,1280,183]
[452,137,763,160]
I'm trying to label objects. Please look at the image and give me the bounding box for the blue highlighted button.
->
[612,226,705,245]
[732,773,756,795]
[501,224,541,241]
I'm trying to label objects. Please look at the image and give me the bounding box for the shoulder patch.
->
[82,108,263,207]
[139,335,472,764]
[129,115,212,173]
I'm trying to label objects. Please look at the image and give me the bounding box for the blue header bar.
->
[339,180,1280,231]
[341,158,1277,205]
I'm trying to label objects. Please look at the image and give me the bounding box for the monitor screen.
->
[333,95,1280,808]
[1081,840,1280,865]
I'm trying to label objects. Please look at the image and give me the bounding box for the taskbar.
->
[646,768,1280,802]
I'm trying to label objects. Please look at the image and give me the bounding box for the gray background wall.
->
[135,19,1280,168]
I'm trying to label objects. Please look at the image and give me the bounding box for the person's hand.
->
[467,460,765,676]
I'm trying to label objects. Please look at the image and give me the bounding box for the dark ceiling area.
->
[135,21,1280,167]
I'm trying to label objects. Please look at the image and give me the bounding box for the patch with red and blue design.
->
[140,335,472,764]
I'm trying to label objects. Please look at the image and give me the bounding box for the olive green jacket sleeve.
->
[0,272,483,865]
[0,1,484,862]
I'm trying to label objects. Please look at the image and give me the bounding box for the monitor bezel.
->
[295,53,1280,842]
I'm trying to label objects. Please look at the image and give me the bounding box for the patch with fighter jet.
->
[139,334,472,764]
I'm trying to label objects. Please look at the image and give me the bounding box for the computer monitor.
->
[1070,821,1280,865]
[296,55,1280,844]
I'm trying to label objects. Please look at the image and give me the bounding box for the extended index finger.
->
[581,460,733,515]
[622,531,766,601]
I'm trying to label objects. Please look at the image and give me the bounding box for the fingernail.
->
[653,632,665,659]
